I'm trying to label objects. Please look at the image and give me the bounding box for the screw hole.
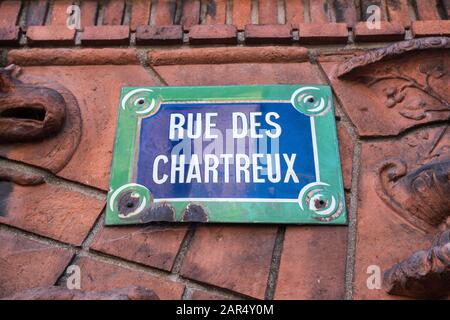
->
[307,97,315,103]
[314,199,326,209]
[137,98,145,105]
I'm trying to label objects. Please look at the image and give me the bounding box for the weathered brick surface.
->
[309,0,331,23]
[0,229,73,298]
[415,0,442,20]
[154,0,177,25]
[49,0,73,26]
[258,0,278,25]
[80,26,130,46]
[0,1,22,27]
[0,180,104,245]
[285,0,304,28]
[334,0,357,27]
[8,48,140,65]
[245,24,292,44]
[189,24,237,45]
[27,26,76,46]
[411,20,450,37]
[130,0,151,31]
[232,0,251,30]
[153,62,321,86]
[191,289,231,300]
[80,0,98,28]
[180,226,277,299]
[275,226,348,299]
[180,0,200,30]
[0,26,20,45]
[386,0,411,27]
[136,25,183,45]
[25,0,49,29]
[204,0,226,25]
[76,257,185,299]
[360,0,386,21]
[102,0,125,26]
[299,23,348,44]
[91,225,188,271]
[148,46,309,65]
[337,122,353,190]
[354,22,405,42]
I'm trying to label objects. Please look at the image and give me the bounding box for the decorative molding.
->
[336,37,450,78]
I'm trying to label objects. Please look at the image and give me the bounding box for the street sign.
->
[106,85,346,225]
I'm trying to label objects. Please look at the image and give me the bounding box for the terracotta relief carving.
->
[0,64,66,143]
[320,37,450,136]
[0,65,82,185]
[375,121,450,233]
[336,37,450,77]
[384,230,450,299]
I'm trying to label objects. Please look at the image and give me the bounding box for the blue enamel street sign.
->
[106,85,347,225]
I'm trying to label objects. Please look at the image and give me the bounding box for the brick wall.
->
[0,1,449,300]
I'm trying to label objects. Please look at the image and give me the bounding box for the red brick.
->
[244,24,292,44]
[0,181,104,246]
[0,229,73,298]
[204,0,226,25]
[80,0,98,28]
[354,21,405,42]
[154,0,177,25]
[102,0,125,25]
[386,0,411,27]
[416,0,441,20]
[258,0,278,25]
[80,25,129,46]
[8,48,140,65]
[76,257,185,299]
[90,225,188,271]
[191,290,231,300]
[285,0,304,28]
[232,0,251,30]
[309,0,331,23]
[299,23,348,44]
[0,1,22,27]
[334,0,357,27]
[153,63,321,86]
[360,0,386,21]
[49,0,73,26]
[130,0,151,31]
[27,26,76,46]
[180,226,277,299]
[25,0,49,29]
[275,226,348,299]
[411,20,450,37]
[136,25,183,45]
[0,26,20,45]
[0,61,156,190]
[180,0,200,30]
[337,122,353,190]
[189,24,237,45]
[148,46,309,65]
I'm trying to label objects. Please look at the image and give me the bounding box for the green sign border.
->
[106,85,347,226]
